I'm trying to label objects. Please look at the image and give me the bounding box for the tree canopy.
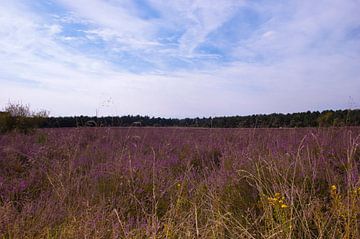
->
[39,109,360,128]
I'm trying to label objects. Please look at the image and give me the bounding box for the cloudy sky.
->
[0,0,359,117]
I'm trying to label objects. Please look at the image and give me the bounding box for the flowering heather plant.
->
[0,127,359,238]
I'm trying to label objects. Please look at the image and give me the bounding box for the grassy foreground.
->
[0,127,359,238]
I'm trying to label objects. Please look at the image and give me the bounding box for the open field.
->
[1,127,360,238]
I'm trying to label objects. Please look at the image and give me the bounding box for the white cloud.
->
[46,24,63,35]
[262,31,275,39]
[238,0,360,60]
[57,0,157,50]
[147,0,245,56]
[55,0,246,57]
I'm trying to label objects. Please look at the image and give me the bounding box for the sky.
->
[0,0,359,118]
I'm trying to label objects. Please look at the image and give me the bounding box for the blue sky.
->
[0,0,359,117]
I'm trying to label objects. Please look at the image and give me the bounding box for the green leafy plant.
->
[0,102,49,134]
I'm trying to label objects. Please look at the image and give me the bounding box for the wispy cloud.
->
[0,0,359,117]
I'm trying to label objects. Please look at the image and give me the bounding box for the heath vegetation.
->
[0,127,359,238]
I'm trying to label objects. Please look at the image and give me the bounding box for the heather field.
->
[1,127,360,239]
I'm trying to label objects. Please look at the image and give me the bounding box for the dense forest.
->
[40,109,360,128]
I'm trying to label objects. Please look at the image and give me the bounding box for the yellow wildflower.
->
[274,193,281,199]
[331,185,337,191]
[281,204,288,208]
[267,197,276,205]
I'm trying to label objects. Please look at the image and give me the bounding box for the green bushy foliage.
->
[0,103,48,134]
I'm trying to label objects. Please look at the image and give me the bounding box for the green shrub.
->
[0,103,48,134]
[0,111,13,133]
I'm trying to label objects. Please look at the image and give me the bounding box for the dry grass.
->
[0,127,359,238]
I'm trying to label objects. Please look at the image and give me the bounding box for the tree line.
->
[1,103,360,132]
[41,109,360,128]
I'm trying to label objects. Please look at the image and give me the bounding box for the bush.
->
[0,112,12,133]
[0,103,49,134]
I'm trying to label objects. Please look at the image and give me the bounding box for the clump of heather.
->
[0,127,359,238]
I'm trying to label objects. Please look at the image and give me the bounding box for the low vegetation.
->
[0,127,359,238]
[0,103,48,134]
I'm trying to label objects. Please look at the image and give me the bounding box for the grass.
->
[0,127,359,238]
